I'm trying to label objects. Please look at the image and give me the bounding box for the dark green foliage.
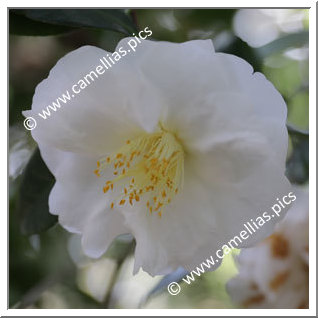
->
[18,148,57,235]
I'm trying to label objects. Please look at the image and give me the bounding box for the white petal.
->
[132,39,226,117]
[24,44,163,155]
[120,161,224,276]
[189,140,292,247]
[214,53,288,166]
[174,92,260,152]
[171,53,287,170]
[81,208,129,258]
[41,143,130,258]
[40,144,108,233]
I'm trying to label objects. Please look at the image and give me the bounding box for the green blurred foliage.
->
[9,8,309,309]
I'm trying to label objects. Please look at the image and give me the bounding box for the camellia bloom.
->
[227,188,309,308]
[24,38,291,276]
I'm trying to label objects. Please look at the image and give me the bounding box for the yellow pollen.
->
[95,126,184,216]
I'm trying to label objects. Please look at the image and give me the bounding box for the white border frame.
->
[3,1,316,316]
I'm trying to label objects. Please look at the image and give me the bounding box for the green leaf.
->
[9,11,74,36]
[14,9,137,35]
[18,148,57,235]
[175,9,236,28]
[286,126,309,184]
[257,31,309,58]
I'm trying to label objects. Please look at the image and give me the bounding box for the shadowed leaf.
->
[9,11,74,36]
[14,9,137,35]
[18,148,57,235]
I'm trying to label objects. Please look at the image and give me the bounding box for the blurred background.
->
[9,8,309,309]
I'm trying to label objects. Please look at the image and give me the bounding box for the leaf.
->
[18,148,57,235]
[14,9,137,35]
[286,125,309,184]
[174,9,236,28]
[9,11,74,36]
[257,31,309,58]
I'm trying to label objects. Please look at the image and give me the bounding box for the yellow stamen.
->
[95,126,184,217]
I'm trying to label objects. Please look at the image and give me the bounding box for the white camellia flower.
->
[227,187,309,309]
[233,9,306,47]
[23,38,291,276]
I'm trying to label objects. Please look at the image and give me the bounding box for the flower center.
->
[94,126,184,218]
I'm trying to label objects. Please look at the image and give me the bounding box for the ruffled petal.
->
[40,144,109,233]
[81,208,129,258]
[24,45,163,155]
[214,53,288,167]
[119,160,224,276]
[165,53,288,170]
[41,144,130,258]
[189,140,292,247]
